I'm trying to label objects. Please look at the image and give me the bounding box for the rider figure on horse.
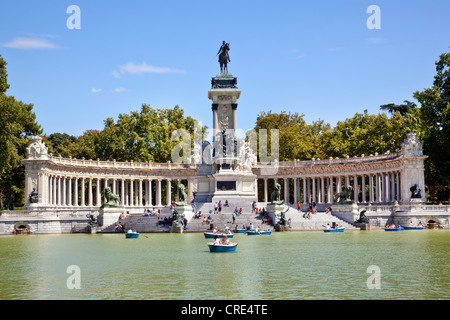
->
[217,41,231,73]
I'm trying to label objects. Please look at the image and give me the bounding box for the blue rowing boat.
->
[246,230,271,235]
[125,232,139,238]
[323,228,345,233]
[208,243,238,252]
[403,226,424,230]
[232,229,247,233]
[204,232,234,239]
[385,227,404,231]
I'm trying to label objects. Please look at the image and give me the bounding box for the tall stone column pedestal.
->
[330,203,359,225]
[266,203,285,228]
[97,207,124,229]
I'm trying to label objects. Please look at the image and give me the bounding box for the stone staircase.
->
[282,205,358,230]
[98,201,358,233]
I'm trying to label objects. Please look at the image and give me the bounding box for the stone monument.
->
[331,185,359,225]
[194,42,257,203]
[97,187,124,228]
[267,183,287,229]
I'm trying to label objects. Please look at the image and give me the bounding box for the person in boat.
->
[221,235,230,245]
[213,235,220,245]
[249,223,254,230]
[418,221,423,227]
[325,224,331,230]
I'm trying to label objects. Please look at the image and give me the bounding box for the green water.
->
[0,230,448,300]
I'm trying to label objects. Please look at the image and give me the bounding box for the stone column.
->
[81,178,85,206]
[284,178,289,204]
[57,177,61,206]
[156,179,162,207]
[264,178,268,203]
[353,175,358,203]
[376,174,381,203]
[135,180,139,206]
[74,177,78,206]
[130,179,134,207]
[49,176,53,205]
[328,177,333,203]
[390,173,395,202]
[396,172,400,202]
[303,179,307,204]
[361,175,366,203]
[337,177,342,193]
[320,177,325,204]
[121,179,125,206]
[88,178,93,206]
[312,178,316,203]
[68,177,72,206]
[369,174,374,203]
[293,178,298,205]
[166,179,171,206]
[139,179,143,207]
[96,178,101,207]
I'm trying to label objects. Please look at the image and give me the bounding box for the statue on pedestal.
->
[355,210,369,224]
[29,188,39,204]
[175,183,188,207]
[217,41,231,73]
[101,187,123,208]
[333,186,354,204]
[410,184,422,199]
[270,183,284,205]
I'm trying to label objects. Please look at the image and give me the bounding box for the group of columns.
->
[46,175,191,208]
[261,172,402,205]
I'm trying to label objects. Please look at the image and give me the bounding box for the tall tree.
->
[380,100,417,116]
[413,47,450,198]
[253,111,330,161]
[0,55,42,208]
[320,110,408,159]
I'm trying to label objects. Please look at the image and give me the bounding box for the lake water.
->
[0,230,448,300]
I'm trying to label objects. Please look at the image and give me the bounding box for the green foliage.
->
[253,111,330,161]
[320,110,409,158]
[380,100,417,116]
[0,57,42,207]
[413,47,450,194]
[57,104,207,163]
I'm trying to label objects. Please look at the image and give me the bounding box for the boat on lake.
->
[125,232,139,238]
[208,243,238,252]
[385,227,404,231]
[323,228,345,233]
[204,232,234,239]
[246,230,271,235]
[232,229,247,233]
[403,226,424,230]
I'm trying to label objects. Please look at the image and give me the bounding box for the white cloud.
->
[2,37,59,49]
[114,87,126,93]
[91,88,102,93]
[113,62,185,77]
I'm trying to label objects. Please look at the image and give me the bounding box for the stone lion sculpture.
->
[333,185,353,204]
[270,183,284,205]
[175,183,188,206]
[104,187,121,206]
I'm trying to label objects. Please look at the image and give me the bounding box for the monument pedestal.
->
[331,203,359,225]
[97,207,123,229]
[266,203,286,228]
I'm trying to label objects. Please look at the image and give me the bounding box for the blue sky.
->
[1,0,450,137]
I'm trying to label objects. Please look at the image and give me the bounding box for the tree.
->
[0,55,42,208]
[320,110,409,159]
[413,47,450,198]
[380,100,417,116]
[253,110,330,161]
[57,104,206,163]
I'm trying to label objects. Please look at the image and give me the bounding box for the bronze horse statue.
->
[217,41,230,73]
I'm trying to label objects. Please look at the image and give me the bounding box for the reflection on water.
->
[0,230,448,300]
